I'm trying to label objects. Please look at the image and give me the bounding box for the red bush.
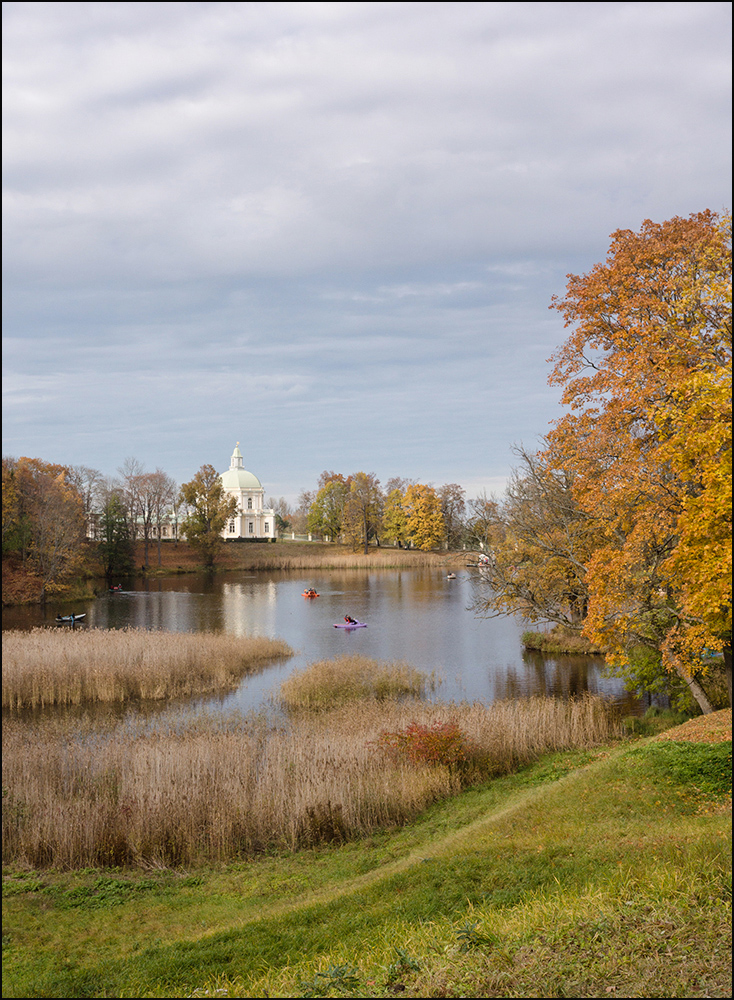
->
[373,720,471,768]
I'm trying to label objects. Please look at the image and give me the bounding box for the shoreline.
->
[2,541,469,607]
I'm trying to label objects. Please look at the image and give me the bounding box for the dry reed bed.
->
[1,628,293,709]
[215,546,460,572]
[146,541,460,573]
[278,655,435,711]
[2,693,621,869]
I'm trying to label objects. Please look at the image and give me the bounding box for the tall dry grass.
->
[2,693,622,869]
[140,540,461,574]
[277,655,435,711]
[219,547,460,571]
[1,628,293,710]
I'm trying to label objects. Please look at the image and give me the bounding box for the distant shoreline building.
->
[220,443,277,541]
[87,442,277,543]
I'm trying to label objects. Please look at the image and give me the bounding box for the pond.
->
[2,567,640,716]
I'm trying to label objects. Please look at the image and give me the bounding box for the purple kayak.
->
[333,621,367,628]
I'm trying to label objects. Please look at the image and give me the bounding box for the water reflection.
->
[221,580,278,637]
[514,651,620,700]
[2,568,643,718]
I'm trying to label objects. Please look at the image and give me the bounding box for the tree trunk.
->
[723,645,732,708]
[672,661,714,714]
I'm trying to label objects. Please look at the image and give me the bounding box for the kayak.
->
[55,613,86,623]
[333,621,367,628]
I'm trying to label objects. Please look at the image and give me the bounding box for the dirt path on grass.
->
[228,724,732,931]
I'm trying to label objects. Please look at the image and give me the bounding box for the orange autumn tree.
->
[2,456,87,601]
[546,210,731,711]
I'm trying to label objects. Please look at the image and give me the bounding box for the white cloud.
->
[2,1,731,492]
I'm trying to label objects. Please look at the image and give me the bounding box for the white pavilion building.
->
[220,443,277,541]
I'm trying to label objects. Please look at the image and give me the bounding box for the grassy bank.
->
[2,711,730,999]
[2,628,293,710]
[132,541,463,575]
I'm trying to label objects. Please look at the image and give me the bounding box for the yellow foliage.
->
[403,484,445,551]
[547,210,732,684]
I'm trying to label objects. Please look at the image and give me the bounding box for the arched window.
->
[247,497,253,509]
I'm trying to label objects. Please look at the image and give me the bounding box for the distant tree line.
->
[2,455,180,594]
[3,456,496,599]
[284,471,497,554]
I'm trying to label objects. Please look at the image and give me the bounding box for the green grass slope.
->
[2,736,731,999]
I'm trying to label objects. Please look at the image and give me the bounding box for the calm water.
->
[2,568,639,715]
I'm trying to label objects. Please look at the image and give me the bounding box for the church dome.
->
[219,443,263,491]
[220,467,263,490]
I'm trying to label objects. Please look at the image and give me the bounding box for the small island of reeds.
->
[521,624,603,655]
[277,653,435,711]
[1,627,293,710]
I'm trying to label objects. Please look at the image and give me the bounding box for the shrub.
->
[374,720,473,769]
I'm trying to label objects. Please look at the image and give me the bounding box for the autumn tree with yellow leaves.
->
[306,473,350,541]
[343,472,383,553]
[545,210,731,710]
[403,484,446,551]
[382,486,409,547]
[179,464,238,569]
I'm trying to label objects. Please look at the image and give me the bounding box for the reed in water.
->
[2,627,293,710]
[277,654,435,711]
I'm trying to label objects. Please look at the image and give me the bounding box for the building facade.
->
[220,443,277,540]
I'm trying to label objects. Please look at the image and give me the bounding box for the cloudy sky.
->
[3,1,731,503]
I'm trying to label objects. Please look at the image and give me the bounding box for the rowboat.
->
[55,613,86,623]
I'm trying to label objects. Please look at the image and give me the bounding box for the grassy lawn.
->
[2,714,730,999]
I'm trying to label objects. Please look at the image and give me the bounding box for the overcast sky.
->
[3,1,731,504]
